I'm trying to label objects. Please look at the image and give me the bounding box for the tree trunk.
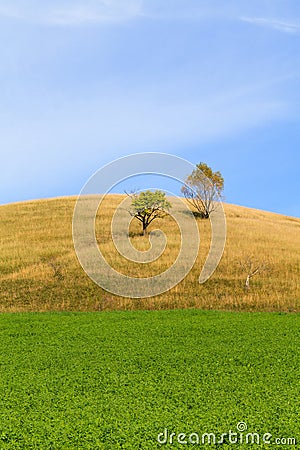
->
[245,274,250,290]
[142,221,147,236]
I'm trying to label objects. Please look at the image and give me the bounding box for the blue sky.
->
[1,0,299,216]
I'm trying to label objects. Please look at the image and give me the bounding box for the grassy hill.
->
[0,195,299,312]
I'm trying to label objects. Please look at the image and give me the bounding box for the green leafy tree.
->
[128,190,172,235]
[181,162,224,218]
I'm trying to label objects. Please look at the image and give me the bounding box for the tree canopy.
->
[128,190,172,235]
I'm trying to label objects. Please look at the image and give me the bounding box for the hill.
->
[0,195,299,312]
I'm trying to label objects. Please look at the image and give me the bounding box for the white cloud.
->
[0,0,142,25]
[240,16,300,34]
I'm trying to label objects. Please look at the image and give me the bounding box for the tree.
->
[127,190,172,236]
[181,162,224,218]
[240,257,270,290]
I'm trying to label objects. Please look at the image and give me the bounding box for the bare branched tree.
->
[41,257,64,280]
[240,257,270,290]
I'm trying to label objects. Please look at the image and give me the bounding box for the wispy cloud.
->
[1,1,299,30]
[240,16,300,34]
[0,0,142,25]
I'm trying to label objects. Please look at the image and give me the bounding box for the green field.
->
[0,309,298,449]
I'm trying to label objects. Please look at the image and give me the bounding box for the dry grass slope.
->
[0,195,299,312]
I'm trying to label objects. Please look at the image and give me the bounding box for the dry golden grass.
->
[0,195,299,312]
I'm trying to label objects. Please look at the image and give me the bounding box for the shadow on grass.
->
[180,209,209,219]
